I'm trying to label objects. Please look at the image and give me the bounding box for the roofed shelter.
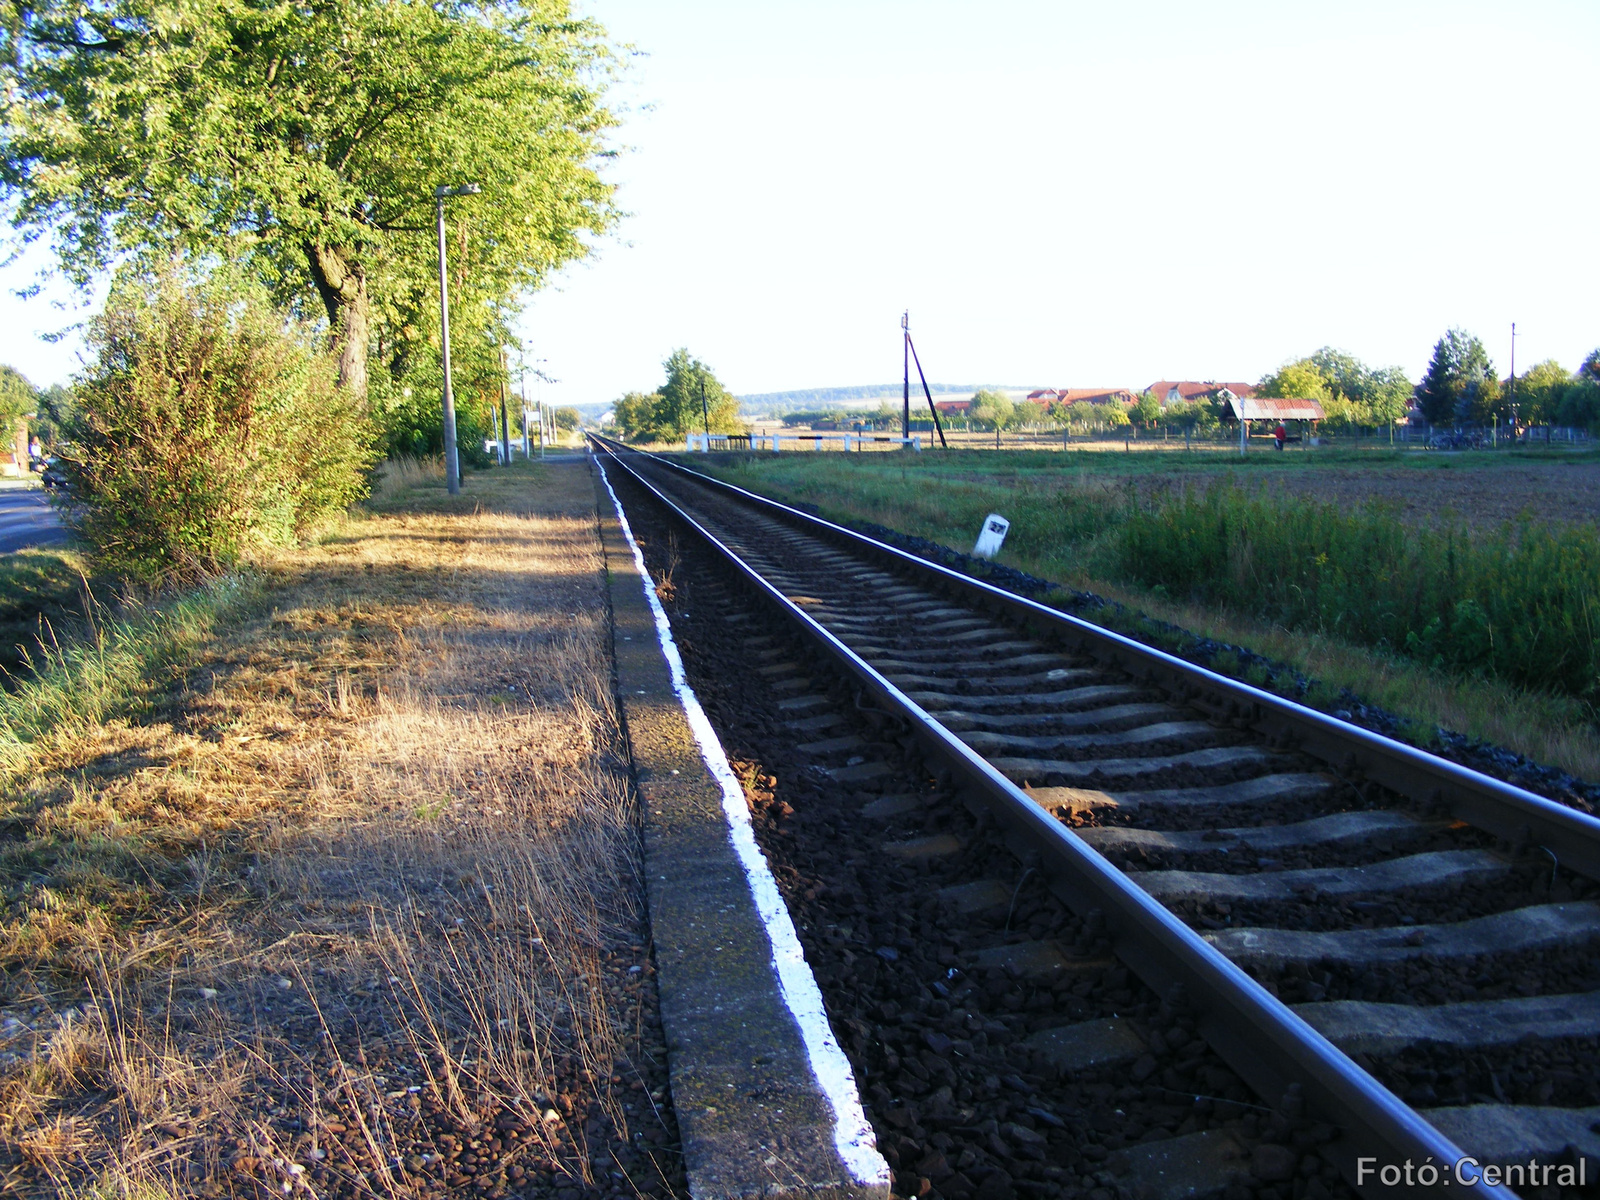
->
[1223,397,1327,422]
[1222,396,1326,453]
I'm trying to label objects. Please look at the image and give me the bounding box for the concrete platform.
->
[595,457,889,1200]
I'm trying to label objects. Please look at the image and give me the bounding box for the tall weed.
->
[0,579,245,780]
[1116,486,1600,701]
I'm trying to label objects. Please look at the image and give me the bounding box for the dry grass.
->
[0,460,678,1199]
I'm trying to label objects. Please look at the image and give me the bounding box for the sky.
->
[2,0,1597,409]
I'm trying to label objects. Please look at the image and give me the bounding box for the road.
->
[0,487,70,553]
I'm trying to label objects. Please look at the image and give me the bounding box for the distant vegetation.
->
[612,349,742,441]
[736,383,987,417]
[1257,346,1412,430]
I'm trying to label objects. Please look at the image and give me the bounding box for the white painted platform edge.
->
[596,454,889,1187]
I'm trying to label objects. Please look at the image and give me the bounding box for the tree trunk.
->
[306,243,369,400]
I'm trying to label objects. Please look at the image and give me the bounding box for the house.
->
[1053,388,1137,407]
[933,400,971,415]
[1145,381,1258,406]
[1021,387,1136,412]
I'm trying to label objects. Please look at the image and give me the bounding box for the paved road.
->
[0,488,70,553]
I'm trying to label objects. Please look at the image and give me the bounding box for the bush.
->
[60,266,376,584]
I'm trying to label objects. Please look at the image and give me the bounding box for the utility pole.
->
[700,376,711,438]
[434,182,481,494]
[535,358,548,457]
[902,311,911,440]
[1508,322,1516,440]
[519,354,530,457]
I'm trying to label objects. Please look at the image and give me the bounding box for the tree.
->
[1257,361,1332,403]
[1260,349,1411,429]
[1580,349,1600,384]
[655,349,741,436]
[611,351,740,442]
[1514,360,1571,426]
[553,406,581,431]
[1357,365,1414,428]
[1131,392,1163,429]
[968,390,1015,431]
[34,383,77,446]
[0,367,35,441]
[611,391,660,440]
[1417,329,1495,426]
[1,0,620,401]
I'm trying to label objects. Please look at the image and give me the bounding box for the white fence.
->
[686,432,921,453]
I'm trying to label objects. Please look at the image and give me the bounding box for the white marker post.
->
[973,513,1010,559]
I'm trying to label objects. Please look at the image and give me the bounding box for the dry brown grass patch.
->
[0,461,680,1199]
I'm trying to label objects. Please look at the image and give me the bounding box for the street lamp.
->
[530,358,549,457]
[435,182,481,495]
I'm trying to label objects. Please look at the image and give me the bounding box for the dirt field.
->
[0,460,681,1200]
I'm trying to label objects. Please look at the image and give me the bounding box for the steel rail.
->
[593,437,1600,881]
[591,439,1517,1200]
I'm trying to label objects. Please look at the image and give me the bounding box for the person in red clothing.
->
[1273,421,1287,451]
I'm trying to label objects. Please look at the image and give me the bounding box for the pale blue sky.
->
[3,0,1596,407]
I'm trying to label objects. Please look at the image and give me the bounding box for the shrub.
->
[60,266,376,584]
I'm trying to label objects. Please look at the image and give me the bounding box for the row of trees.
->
[2,0,620,451]
[1257,347,1414,429]
[0,0,622,579]
[611,350,741,441]
[1415,331,1600,429]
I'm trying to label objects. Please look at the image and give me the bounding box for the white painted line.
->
[596,454,889,1187]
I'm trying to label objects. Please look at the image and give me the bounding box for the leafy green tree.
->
[1260,349,1411,429]
[1580,349,1600,384]
[0,0,619,402]
[1513,360,1571,425]
[1102,401,1131,429]
[1417,329,1495,426]
[1557,377,1600,432]
[1064,400,1095,431]
[553,406,582,431]
[611,392,660,440]
[611,352,739,441]
[968,389,1015,431]
[33,383,77,446]
[0,367,35,448]
[1131,392,1163,429]
[1357,366,1414,428]
[655,349,741,437]
[1258,361,1332,403]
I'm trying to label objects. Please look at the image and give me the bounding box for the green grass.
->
[1117,487,1600,699]
[695,449,1600,782]
[0,575,254,782]
[0,547,98,684]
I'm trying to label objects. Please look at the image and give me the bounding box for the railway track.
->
[592,437,1600,1200]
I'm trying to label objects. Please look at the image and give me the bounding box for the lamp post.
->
[533,358,548,457]
[435,182,481,494]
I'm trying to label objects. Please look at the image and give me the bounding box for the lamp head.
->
[435,183,483,198]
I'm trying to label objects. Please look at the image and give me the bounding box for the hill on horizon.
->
[736,383,1024,417]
